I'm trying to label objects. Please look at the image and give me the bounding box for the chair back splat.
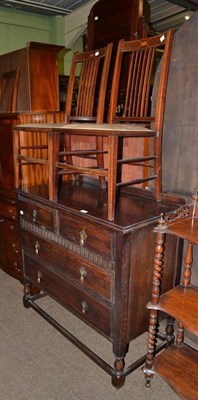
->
[66,46,112,124]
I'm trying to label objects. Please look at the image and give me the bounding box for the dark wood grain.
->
[17,185,185,386]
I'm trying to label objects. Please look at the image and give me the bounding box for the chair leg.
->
[96,136,106,188]
[53,131,61,201]
[12,129,20,188]
[154,136,162,201]
[107,135,118,221]
[48,130,55,201]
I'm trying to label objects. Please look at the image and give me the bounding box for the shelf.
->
[166,216,198,244]
[155,343,198,400]
[147,285,198,335]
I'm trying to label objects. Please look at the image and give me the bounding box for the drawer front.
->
[0,200,17,221]
[18,199,55,231]
[21,229,112,301]
[58,212,115,261]
[0,218,21,277]
[24,253,111,338]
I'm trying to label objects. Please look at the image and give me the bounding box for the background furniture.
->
[0,42,63,112]
[144,194,198,399]
[0,112,64,282]
[87,0,149,51]
[161,12,198,199]
[0,66,20,112]
[0,42,64,281]
[0,113,21,279]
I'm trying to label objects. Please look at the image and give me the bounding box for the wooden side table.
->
[144,192,198,400]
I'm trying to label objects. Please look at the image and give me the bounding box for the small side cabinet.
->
[144,192,198,400]
[0,194,21,280]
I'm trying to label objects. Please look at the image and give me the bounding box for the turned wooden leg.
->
[176,322,184,347]
[112,356,125,389]
[144,214,166,387]
[165,316,175,341]
[144,309,158,387]
[182,241,193,286]
[23,283,31,308]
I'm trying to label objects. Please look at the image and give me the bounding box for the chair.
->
[54,29,174,220]
[13,30,173,221]
[12,43,113,194]
[0,66,21,112]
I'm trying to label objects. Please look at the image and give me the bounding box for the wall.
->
[0,6,66,73]
[0,4,95,75]
[63,0,97,75]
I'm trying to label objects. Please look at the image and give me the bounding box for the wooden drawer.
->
[58,211,115,261]
[24,253,111,338]
[18,198,55,231]
[21,229,112,301]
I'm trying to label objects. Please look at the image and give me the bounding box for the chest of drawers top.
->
[17,182,184,233]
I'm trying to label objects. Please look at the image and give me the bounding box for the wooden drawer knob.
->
[79,266,87,283]
[37,270,42,284]
[12,243,18,253]
[32,209,38,223]
[79,229,87,247]
[81,300,88,314]
[8,209,16,219]
[34,241,40,255]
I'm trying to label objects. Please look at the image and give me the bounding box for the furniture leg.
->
[112,356,126,388]
[182,241,193,286]
[12,129,20,189]
[107,135,118,221]
[144,309,158,387]
[23,283,31,308]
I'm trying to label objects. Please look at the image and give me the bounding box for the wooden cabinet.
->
[0,194,21,279]
[0,111,64,280]
[0,114,22,279]
[0,42,64,280]
[144,195,198,399]
[0,42,63,112]
[17,182,186,387]
[87,0,148,50]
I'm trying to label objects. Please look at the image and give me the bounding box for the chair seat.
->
[14,122,156,137]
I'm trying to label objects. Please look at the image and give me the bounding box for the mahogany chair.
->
[0,66,21,112]
[12,43,112,193]
[53,29,174,220]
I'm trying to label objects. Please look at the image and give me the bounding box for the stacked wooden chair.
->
[12,43,113,195]
[13,29,174,221]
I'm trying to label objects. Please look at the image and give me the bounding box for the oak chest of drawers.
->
[17,184,185,387]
